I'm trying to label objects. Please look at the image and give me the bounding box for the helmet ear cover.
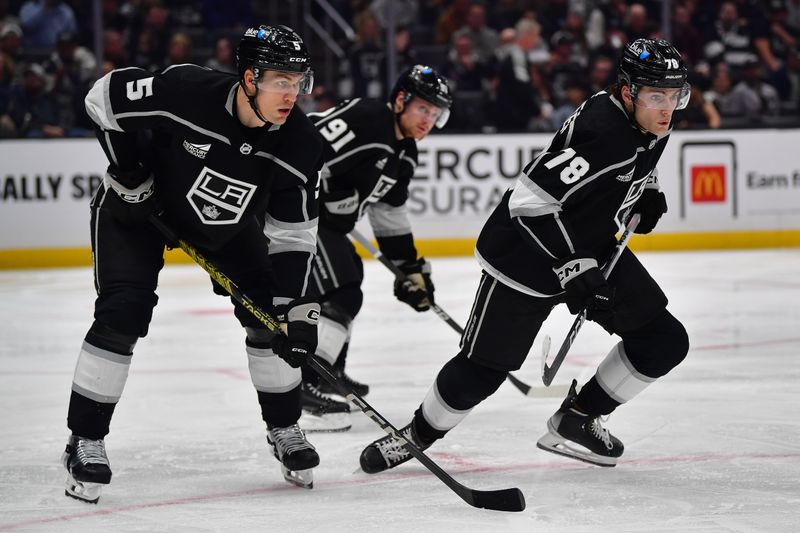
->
[391,65,453,128]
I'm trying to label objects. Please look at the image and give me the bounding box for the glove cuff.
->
[105,171,154,204]
[394,257,431,276]
[553,255,598,288]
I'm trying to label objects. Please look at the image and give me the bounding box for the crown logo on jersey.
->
[202,204,221,220]
[240,143,253,155]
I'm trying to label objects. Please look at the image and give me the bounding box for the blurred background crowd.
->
[1,0,799,139]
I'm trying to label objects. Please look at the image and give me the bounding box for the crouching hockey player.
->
[359,39,691,473]
[297,65,453,432]
[62,24,326,501]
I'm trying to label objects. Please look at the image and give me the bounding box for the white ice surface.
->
[1,250,799,532]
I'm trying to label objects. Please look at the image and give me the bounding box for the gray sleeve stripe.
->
[267,243,317,255]
[114,110,231,145]
[85,74,121,131]
[561,152,638,203]
[309,98,360,127]
[367,202,412,236]
[555,215,575,253]
[402,155,416,168]
[103,130,119,166]
[264,214,317,230]
[515,218,557,258]
[328,143,394,167]
[255,152,308,184]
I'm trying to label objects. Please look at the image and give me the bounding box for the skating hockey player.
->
[359,39,691,472]
[297,65,453,431]
[62,24,326,502]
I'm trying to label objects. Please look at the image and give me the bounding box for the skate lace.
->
[271,425,316,455]
[76,439,109,466]
[375,427,413,464]
[305,383,334,404]
[589,418,613,450]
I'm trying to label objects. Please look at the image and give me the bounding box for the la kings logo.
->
[186,167,256,225]
[615,175,649,229]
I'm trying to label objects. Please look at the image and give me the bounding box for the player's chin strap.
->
[239,73,271,126]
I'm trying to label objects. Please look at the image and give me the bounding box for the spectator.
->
[380,26,418,95]
[131,29,161,72]
[205,36,236,74]
[44,31,96,132]
[341,10,384,99]
[588,54,615,93]
[764,0,800,100]
[19,0,77,50]
[1,62,63,138]
[452,4,498,64]
[703,2,765,76]
[624,4,657,42]
[0,22,22,82]
[434,0,469,45]
[704,62,738,116]
[103,29,129,68]
[444,33,487,92]
[101,0,130,33]
[672,3,704,65]
[548,77,588,130]
[164,32,192,68]
[675,84,722,129]
[728,59,781,118]
[547,33,586,106]
[493,18,541,131]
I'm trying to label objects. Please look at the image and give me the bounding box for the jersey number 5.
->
[126,78,154,101]
[544,148,590,184]
[319,118,355,152]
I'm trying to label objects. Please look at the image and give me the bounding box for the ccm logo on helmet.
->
[289,57,307,62]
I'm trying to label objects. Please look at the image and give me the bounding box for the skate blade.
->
[299,411,352,433]
[64,474,104,503]
[281,466,314,489]
[536,431,618,467]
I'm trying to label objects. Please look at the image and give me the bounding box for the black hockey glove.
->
[320,188,360,234]
[632,189,667,234]
[270,297,320,368]
[101,164,160,227]
[553,253,615,322]
[394,258,435,312]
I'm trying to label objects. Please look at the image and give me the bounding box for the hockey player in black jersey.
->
[360,39,691,472]
[296,65,453,431]
[61,25,326,502]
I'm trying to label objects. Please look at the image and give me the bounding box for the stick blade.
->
[464,487,526,512]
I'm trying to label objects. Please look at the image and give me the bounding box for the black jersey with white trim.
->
[476,90,669,297]
[84,64,324,300]
[308,98,418,257]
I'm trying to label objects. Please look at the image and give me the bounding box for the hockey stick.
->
[348,229,545,398]
[541,213,641,386]
[150,215,525,513]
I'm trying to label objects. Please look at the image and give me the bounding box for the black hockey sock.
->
[259,386,302,429]
[575,377,621,417]
[67,390,117,440]
[301,364,321,387]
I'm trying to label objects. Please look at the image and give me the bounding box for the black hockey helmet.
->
[618,39,690,109]
[391,65,453,128]
[236,24,313,94]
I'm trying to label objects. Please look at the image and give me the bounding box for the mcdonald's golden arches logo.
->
[691,165,726,202]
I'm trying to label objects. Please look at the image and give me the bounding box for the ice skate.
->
[319,368,370,397]
[267,424,319,489]
[536,380,624,467]
[359,420,432,474]
[299,381,352,432]
[62,435,112,503]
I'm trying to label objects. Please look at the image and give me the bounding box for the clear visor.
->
[633,83,691,111]
[257,69,314,96]
[407,98,450,128]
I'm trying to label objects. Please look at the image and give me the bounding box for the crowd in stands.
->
[1,0,799,138]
